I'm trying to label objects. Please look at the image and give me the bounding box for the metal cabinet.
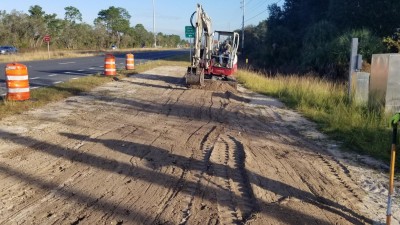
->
[370,54,400,113]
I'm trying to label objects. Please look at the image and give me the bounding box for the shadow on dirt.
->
[120,79,187,91]
[128,73,185,86]
[0,128,373,224]
[212,91,251,103]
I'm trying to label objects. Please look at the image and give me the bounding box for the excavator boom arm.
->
[191,4,213,69]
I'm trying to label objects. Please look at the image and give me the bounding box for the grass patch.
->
[0,74,112,118]
[0,53,190,119]
[237,70,391,164]
[0,50,99,63]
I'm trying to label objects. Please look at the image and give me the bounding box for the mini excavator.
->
[186,4,239,87]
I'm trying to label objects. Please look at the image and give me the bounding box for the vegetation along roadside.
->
[237,70,392,166]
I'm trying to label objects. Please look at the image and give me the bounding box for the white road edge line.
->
[72,77,79,80]
[30,77,40,80]
[77,69,85,72]
[59,62,76,65]
[31,87,39,89]
[48,74,58,77]
[53,81,62,84]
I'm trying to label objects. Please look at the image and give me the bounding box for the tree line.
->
[0,5,187,50]
[240,0,400,78]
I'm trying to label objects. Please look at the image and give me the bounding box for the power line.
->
[245,0,256,7]
[245,0,283,23]
[245,8,268,23]
[246,0,270,13]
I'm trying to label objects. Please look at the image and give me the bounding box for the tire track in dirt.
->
[210,134,257,225]
[135,83,217,224]
[151,92,214,224]
[222,100,368,223]
[316,153,363,202]
[267,130,371,224]
[153,92,220,224]
[227,135,258,221]
[179,125,219,224]
[226,96,372,223]
[280,126,369,221]
[152,82,231,224]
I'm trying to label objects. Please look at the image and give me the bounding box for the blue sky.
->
[2,0,283,39]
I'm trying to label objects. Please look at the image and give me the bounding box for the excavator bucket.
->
[186,67,204,86]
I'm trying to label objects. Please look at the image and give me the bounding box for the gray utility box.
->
[370,54,400,113]
[351,72,370,105]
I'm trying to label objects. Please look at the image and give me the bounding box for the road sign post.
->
[43,35,51,59]
[185,26,195,63]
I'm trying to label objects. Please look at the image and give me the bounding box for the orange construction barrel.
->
[5,63,30,101]
[126,53,134,70]
[104,54,116,76]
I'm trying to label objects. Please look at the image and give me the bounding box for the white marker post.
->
[348,38,358,99]
[43,35,51,59]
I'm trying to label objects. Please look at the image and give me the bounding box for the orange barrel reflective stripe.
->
[5,63,30,101]
[104,54,116,76]
[126,53,134,70]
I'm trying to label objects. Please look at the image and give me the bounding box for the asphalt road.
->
[0,49,188,96]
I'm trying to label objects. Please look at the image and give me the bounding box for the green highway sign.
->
[185,26,195,38]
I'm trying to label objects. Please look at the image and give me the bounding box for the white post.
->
[348,38,358,98]
[190,38,192,64]
[47,41,50,59]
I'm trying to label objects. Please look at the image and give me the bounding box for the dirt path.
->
[0,66,395,224]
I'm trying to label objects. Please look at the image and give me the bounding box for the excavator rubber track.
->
[186,67,204,86]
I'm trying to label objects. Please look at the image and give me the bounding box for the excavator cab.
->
[210,31,239,74]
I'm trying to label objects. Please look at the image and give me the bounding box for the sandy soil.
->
[0,66,397,224]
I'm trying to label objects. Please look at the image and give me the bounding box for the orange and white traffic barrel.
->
[126,53,134,70]
[104,54,116,76]
[5,63,30,101]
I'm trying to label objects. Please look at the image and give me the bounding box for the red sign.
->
[43,35,51,42]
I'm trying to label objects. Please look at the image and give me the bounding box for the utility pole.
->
[241,0,245,54]
[153,0,156,48]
